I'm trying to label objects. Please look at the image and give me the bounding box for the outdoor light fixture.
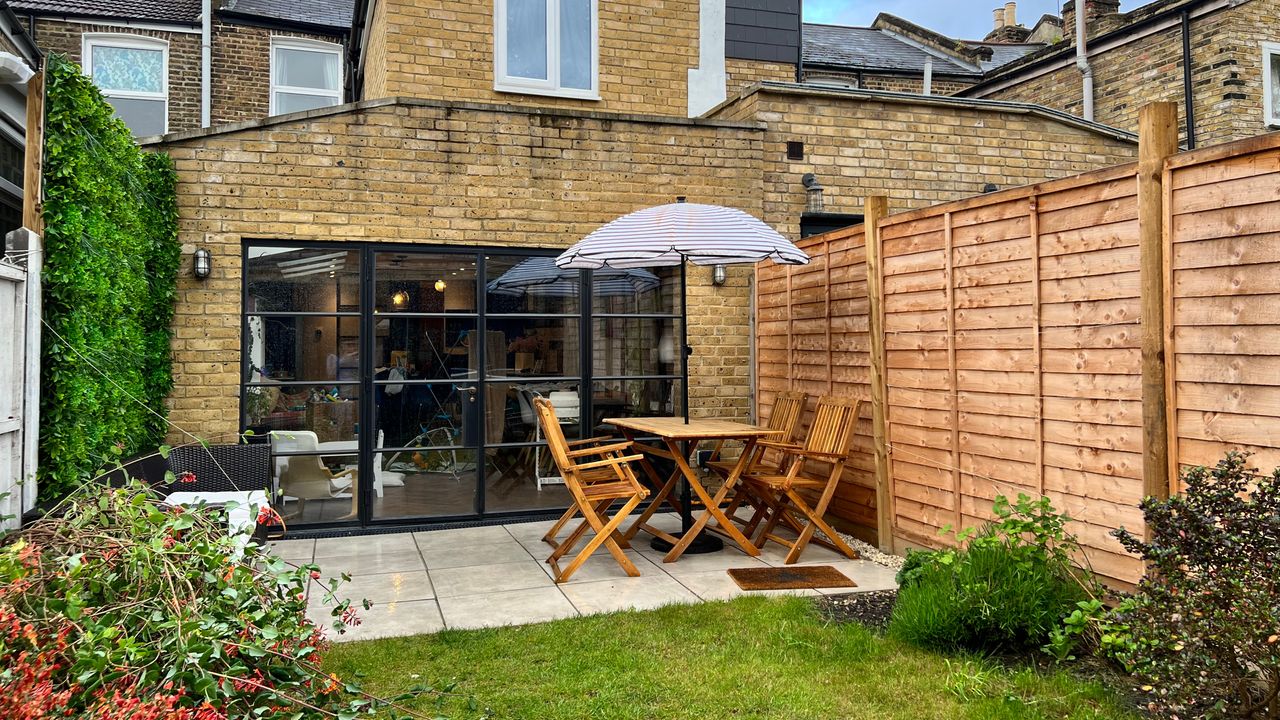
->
[712,264,727,286]
[434,279,447,292]
[193,248,212,279]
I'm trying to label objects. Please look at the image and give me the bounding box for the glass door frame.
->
[240,239,687,531]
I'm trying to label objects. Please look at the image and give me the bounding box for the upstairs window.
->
[82,34,167,137]
[495,0,597,99]
[1265,42,1280,127]
[270,38,343,116]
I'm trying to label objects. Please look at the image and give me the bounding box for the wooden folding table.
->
[605,417,780,562]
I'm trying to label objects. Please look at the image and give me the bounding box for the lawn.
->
[323,596,1139,720]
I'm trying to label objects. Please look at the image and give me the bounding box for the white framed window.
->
[1264,42,1280,127]
[270,37,344,116]
[494,0,598,100]
[82,34,168,137]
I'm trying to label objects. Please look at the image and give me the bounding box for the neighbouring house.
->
[800,8,1054,95]
[0,3,38,237]
[960,0,1280,147]
[11,0,353,136]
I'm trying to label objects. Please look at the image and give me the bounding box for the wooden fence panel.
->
[755,131,1280,585]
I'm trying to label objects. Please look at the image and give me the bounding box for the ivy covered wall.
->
[39,55,180,500]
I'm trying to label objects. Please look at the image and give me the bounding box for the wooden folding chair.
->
[705,390,808,535]
[534,397,650,583]
[741,396,865,565]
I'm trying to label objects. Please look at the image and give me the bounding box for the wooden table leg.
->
[620,428,681,545]
[662,437,760,562]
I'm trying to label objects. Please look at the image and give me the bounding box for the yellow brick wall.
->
[157,101,764,439]
[363,0,700,117]
[803,69,974,95]
[726,58,794,97]
[978,1,1280,146]
[362,0,389,101]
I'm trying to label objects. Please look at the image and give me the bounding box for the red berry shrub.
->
[0,482,417,719]
[1112,452,1280,719]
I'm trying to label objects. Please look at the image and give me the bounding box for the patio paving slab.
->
[268,539,314,563]
[633,545,770,576]
[437,586,578,631]
[312,598,445,643]
[315,533,418,559]
[672,569,823,601]
[559,573,699,615]
[320,570,435,604]
[313,549,425,575]
[420,538,535,570]
[429,559,555,598]
[413,525,513,550]
[531,549,661,585]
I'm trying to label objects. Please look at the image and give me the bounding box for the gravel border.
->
[838,532,905,571]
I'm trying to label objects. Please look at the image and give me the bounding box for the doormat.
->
[727,565,857,591]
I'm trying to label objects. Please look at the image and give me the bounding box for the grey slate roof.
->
[803,22,1041,77]
[220,0,354,31]
[8,0,201,24]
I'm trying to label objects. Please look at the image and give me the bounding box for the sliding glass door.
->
[242,242,683,528]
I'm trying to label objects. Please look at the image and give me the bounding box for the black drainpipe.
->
[796,0,804,82]
[1181,9,1197,149]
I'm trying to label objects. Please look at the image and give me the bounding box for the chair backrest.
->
[767,390,808,442]
[533,396,573,476]
[269,430,319,453]
[167,444,271,493]
[802,396,865,458]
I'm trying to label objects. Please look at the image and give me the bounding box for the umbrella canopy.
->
[487,257,661,298]
[555,202,809,270]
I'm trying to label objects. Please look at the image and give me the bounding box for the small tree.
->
[1112,452,1280,719]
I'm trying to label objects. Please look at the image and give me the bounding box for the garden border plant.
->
[38,53,181,502]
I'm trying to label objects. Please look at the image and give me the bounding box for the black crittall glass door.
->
[242,243,684,529]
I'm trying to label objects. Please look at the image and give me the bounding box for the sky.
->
[803,0,1140,40]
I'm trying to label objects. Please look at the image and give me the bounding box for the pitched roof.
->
[219,0,354,31]
[8,0,201,24]
[803,22,1044,80]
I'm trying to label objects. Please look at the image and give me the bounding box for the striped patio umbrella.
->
[487,256,661,297]
[554,201,810,270]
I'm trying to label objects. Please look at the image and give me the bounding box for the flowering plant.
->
[0,480,439,719]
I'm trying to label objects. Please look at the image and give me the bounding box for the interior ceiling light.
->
[391,290,409,306]
[435,279,447,292]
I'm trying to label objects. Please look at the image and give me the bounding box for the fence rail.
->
[756,108,1280,585]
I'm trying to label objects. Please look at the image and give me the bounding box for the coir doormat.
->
[726,565,857,591]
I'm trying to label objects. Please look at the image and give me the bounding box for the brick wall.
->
[210,21,346,126]
[153,100,765,438]
[802,68,974,95]
[976,0,1280,146]
[362,0,390,101]
[726,58,794,98]
[365,0,701,117]
[715,86,1139,240]
[27,18,203,132]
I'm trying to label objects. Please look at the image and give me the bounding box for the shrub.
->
[1111,452,1280,719]
[39,54,180,501]
[0,480,430,719]
[889,494,1099,656]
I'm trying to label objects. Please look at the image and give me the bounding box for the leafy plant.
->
[0,480,442,718]
[38,54,180,501]
[1111,452,1280,719]
[889,494,1102,656]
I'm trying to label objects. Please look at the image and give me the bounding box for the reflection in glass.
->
[373,382,476,450]
[485,255,582,315]
[483,448,572,513]
[593,317,679,378]
[592,265,681,315]
[374,316,476,382]
[376,253,476,314]
[246,248,361,313]
[486,381,582,445]
[371,450,477,520]
[593,379,682,421]
[245,316,359,383]
[268,426,358,525]
[484,318,580,378]
[244,384,360,442]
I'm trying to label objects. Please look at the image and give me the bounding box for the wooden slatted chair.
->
[534,397,650,583]
[741,396,865,565]
[706,390,807,536]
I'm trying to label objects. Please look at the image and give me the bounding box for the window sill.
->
[494,83,600,102]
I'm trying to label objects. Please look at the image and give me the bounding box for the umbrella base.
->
[650,534,724,555]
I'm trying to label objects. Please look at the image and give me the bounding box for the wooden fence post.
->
[864,196,892,553]
[1138,102,1178,517]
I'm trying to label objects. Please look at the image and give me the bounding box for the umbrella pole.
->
[681,262,690,424]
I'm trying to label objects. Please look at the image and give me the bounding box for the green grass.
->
[324,596,1138,720]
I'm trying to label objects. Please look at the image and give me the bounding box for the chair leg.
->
[554,496,642,583]
[780,486,859,564]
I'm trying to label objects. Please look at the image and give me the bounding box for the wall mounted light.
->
[434,279,447,292]
[712,264,727,286]
[193,247,212,279]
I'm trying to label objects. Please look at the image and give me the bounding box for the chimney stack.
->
[1004,2,1017,27]
[1062,0,1120,38]
[993,8,1005,30]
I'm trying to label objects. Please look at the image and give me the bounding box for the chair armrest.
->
[566,441,633,458]
[757,440,803,452]
[575,454,644,471]
[566,435,616,447]
[328,467,357,479]
[791,448,849,461]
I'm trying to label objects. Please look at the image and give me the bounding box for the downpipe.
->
[1075,2,1094,122]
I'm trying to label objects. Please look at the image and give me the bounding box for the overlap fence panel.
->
[756,128,1280,586]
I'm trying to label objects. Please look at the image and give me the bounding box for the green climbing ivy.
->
[38,54,180,501]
